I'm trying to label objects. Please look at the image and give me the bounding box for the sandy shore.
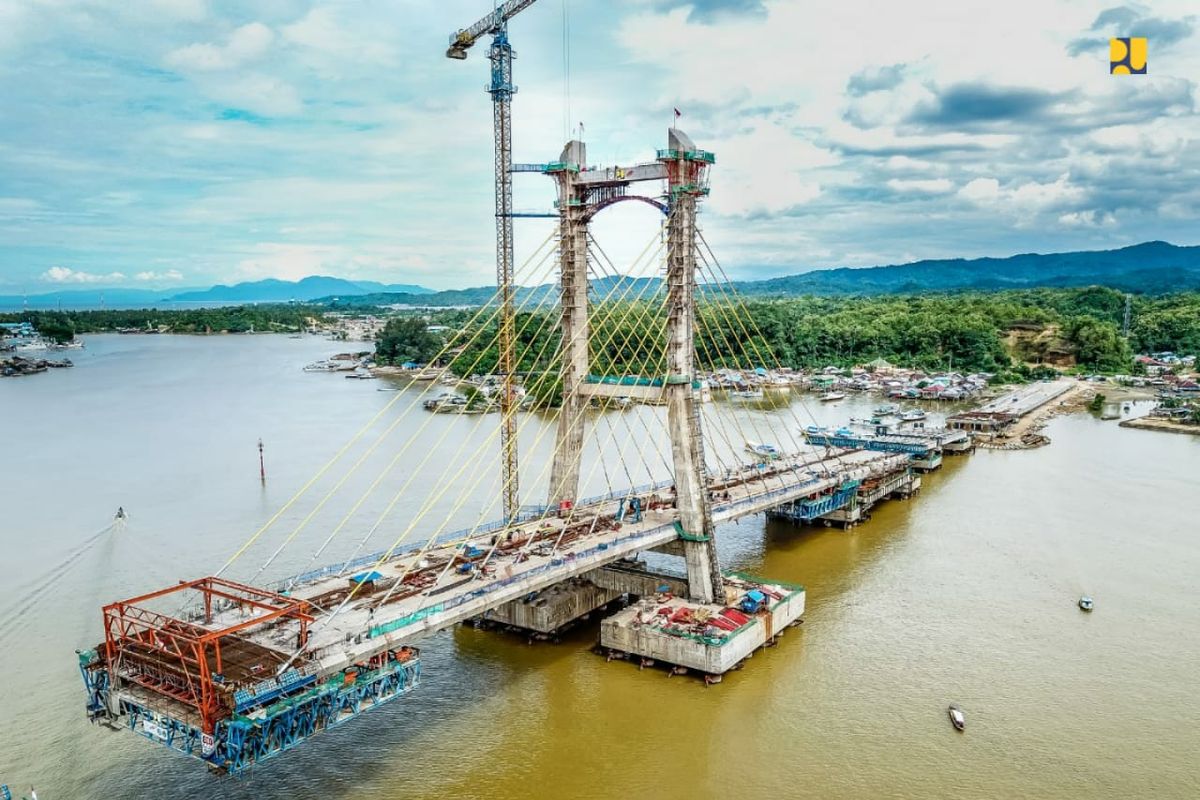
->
[1119,416,1200,436]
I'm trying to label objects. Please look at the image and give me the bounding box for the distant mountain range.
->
[323,241,1200,307]
[735,241,1200,296]
[168,276,433,302]
[0,275,433,310]
[4,241,1197,312]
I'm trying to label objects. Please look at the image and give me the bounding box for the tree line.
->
[0,305,323,341]
[377,287,1200,381]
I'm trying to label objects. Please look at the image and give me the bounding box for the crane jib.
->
[447,0,540,53]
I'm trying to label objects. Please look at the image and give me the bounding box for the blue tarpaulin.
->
[351,571,383,584]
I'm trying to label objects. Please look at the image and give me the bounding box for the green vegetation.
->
[6,288,1197,384]
[0,305,320,336]
[374,317,443,365]
[423,287,1198,380]
[1088,394,1106,413]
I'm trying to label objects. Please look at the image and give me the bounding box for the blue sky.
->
[0,0,1197,292]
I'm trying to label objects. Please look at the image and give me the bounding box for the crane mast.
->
[447,0,539,521]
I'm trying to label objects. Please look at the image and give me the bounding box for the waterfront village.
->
[6,315,1199,442]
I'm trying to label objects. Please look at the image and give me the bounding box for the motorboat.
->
[948,704,965,731]
[805,425,827,435]
[423,393,461,410]
[873,403,899,415]
[745,441,781,460]
[1078,595,1094,612]
[818,391,845,402]
[900,408,927,421]
[730,389,764,401]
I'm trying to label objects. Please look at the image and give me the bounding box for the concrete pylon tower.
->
[547,140,590,507]
[660,128,723,604]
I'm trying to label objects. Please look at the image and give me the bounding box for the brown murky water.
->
[1,335,1196,799]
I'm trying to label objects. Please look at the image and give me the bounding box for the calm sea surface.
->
[1,334,1196,799]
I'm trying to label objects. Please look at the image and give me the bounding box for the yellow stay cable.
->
[362,227,674,609]
[312,222,672,624]
[229,231,561,581]
[216,230,559,577]
[274,240,574,587]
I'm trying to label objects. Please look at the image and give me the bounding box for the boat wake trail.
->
[0,520,120,645]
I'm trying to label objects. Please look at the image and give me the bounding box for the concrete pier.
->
[481,578,622,634]
[822,470,920,525]
[910,451,943,471]
[599,574,804,676]
[479,561,691,635]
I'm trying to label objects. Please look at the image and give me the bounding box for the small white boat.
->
[900,408,927,421]
[1078,595,1094,612]
[948,704,965,731]
[730,389,764,401]
[873,403,899,415]
[745,441,781,460]
[818,391,846,402]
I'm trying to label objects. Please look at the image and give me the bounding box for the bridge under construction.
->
[76,3,976,777]
[76,122,971,774]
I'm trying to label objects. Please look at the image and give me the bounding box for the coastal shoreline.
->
[1119,416,1200,436]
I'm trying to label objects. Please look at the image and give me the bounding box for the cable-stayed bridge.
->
[76,129,947,775]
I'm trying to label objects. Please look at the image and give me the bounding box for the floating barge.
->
[77,577,421,774]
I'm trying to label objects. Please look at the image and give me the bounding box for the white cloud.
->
[135,270,185,282]
[283,9,391,65]
[959,174,1085,219]
[211,74,302,116]
[4,0,1200,288]
[707,123,835,215]
[886,178,954,194]
[1058,210,1116,228]
[1009,174,1084,211]
[41,266,127,284]
[885,155,935,172]
[958,177,1001,203]
[0,197,44,215]
[237,243,352,282]
[147,0,207,23]
[165,22,274,72]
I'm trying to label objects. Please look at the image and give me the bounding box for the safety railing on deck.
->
[366,519,680,639]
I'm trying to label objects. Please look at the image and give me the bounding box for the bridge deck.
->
[197,448,909,681]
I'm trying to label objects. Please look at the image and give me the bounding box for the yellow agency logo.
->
[1110,37,1147,74]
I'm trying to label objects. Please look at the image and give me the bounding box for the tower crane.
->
[447,0,540,522]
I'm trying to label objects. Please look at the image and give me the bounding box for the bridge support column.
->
[661,129,723,604]
[548,140,590,507]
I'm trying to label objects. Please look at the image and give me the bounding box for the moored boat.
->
[818,391,845,402]
[745,441,781,460]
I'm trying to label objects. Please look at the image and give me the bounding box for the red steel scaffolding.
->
[101,577,314,733]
